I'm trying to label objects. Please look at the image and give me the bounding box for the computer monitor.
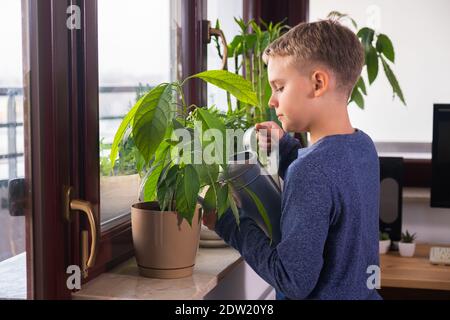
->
[431,104,450,208]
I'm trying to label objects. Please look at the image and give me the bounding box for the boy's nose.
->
[268,96,278,109]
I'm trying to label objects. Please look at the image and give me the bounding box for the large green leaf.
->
[381,57,406,105]
[175,165,200,225]
[132,83,176,164]
[109,94,145,166]
[366,46,379,84]
[196,108,228,168]
[242,186,272,240]
[376,34,395,63]
[190,70,258,106]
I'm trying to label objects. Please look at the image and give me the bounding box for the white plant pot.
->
[379,240,391,254]
[399,242,416,257]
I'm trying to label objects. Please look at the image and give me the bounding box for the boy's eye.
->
[275,87,284,93]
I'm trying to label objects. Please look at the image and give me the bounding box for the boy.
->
[203,18,381,300]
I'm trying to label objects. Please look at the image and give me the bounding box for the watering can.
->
[198,126,283,245]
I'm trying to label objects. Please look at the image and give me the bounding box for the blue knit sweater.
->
[215,129,382,300]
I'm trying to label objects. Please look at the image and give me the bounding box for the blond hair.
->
[263,19,364,97]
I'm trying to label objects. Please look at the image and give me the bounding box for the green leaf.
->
[260,32,270,52]
[196,108,228,168]
[142,143,170,201]
[157,164,178,211]
[350,86,365,109]
[242,186,272,240]
[366,46,379,84]
[381,57,406,105]
[376,34,395,63]
[356,76,367,95]
[203,185,218,212]
[110,95,144,167]
[216,183,229,218]
[228,35,243,57]
[190,70,258,106]
[175,165,200,225]
[227,186,240,227]
[357,27,375,52]
[193,163,219,187]
[132,83,176,164]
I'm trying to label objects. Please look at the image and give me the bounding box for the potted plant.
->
[379,231,391,254]
[399,230,417,257]
[111,70,271,278]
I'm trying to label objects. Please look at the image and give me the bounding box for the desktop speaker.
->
[379,157,403,243]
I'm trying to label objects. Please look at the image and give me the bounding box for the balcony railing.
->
[0,86,146,188]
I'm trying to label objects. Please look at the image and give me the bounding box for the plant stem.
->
[176,83,188,126]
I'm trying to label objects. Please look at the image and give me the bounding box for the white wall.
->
[403,190,450,245]
[310,0,450,143]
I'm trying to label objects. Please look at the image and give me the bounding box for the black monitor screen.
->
[431,104,450,208]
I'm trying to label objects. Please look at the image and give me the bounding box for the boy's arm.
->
[215,164,332,300]
[277,133,302,180]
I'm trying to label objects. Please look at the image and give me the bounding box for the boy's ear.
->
[311,69,329,97]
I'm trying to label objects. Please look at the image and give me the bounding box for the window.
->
[0,0,27,299]
[97,0,178,226]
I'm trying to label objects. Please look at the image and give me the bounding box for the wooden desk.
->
[381,243,450,292]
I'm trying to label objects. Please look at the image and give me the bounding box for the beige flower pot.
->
[131,201,201,279]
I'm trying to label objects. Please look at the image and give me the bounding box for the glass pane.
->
[98,0,178,226]
[0,0,28,299]
[207,0,243,113]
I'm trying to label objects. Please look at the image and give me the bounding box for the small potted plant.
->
[379,231,391,254]
[399,230,417,257]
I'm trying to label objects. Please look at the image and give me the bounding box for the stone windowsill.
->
[0,252,26,299]
[73,246,242,300]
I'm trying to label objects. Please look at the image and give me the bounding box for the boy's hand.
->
[202,190,242,231]
[255,121,285,153]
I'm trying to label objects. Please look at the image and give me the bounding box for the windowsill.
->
[0,252,26,299]
[72,246,242,300]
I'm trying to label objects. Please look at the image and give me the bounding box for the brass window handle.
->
[207,21,228,70]
[63,186,98,278]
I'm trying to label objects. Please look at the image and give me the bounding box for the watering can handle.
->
[243,126,258,153]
